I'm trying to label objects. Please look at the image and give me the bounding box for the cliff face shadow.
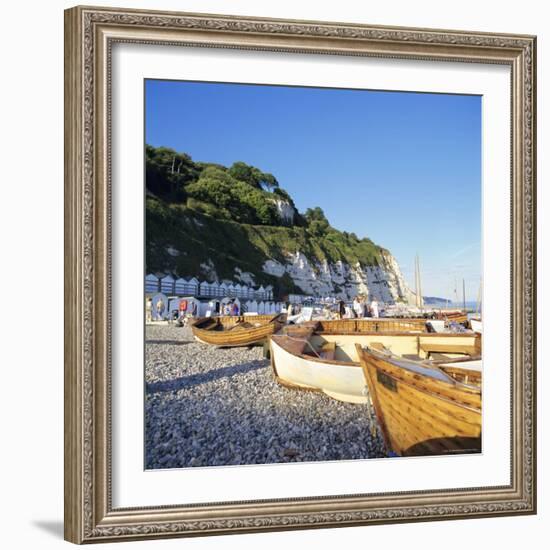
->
[146,360,267,394]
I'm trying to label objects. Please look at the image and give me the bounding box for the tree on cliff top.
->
[186,166,280,225]
[305,207,330,236]
[229,161,279,191]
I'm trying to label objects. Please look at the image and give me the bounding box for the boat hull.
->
[358,347,481,456]
[270,338,368,403]
[270,327,480,404]
[191,314,284,347]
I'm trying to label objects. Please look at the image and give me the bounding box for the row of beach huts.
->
[145,273,275,301]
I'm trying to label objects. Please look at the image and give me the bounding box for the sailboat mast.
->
[454,277,458,308]
[476,278,482,314]
[414,254,419,308]
[418,255,423,310]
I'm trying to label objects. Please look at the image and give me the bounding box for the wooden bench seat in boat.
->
[419,342,477,358]
[227,321,255,331]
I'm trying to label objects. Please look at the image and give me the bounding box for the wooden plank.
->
[420,343,477,356]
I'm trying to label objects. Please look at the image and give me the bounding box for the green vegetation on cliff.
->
[146,145,384,297]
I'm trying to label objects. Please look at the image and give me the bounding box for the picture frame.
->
[64,5,537,544]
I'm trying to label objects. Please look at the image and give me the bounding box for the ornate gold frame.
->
[64,5,537,544]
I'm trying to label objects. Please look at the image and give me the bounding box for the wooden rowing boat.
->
[357,345,481,456]
[191,314,285,347]
[316,318,428,333]
[437,359,482,386]
[270,321,481,404]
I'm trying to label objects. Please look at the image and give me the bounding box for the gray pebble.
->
[145,325,386,469]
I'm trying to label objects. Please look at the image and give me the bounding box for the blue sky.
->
[145,80,481,302]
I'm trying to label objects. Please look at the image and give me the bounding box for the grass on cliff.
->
[146,197,382,289]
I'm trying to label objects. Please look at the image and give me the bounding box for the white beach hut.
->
[145,273,159,294]
[219,282,229,297]
[186,277,199,295]
[168,296,201,318]
[210,281,221,297]
[247,300,258,313]
[265,285,274,300]
[160,274,175,295]
[200,281,211,297]
[227,283,236,297]
[174,277,187,296]
[258,301,266,314]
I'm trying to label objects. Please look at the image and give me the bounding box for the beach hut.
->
[210,281,221,297]
[220,282,229,297]
[200,281,211,297]
[247,300,258,313]
[185,277,198,295]
[227,283,236,297]
[168,296,201,318]
[175,277,188,296]
[258,301,266,314]
[256,285,266,300]
[207,299,221,316]
[160,274,175,295]
[265,285,274,300]
[145,273,159,294]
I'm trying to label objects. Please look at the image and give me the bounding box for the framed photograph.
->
[64,5,536,544]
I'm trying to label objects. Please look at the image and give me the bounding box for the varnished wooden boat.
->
[270,321,481,404]
[357,345,481,456]
[317,318,428,333]
[436,358,482,386]
[191,314,285,347]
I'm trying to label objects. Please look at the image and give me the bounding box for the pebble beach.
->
[145,324,386,469]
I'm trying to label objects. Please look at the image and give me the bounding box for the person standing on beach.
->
[353,296,362,318]
[338,300,346,319]
[370,299,379,318]
[145,297,152,323]
[362,297,369,318]
[156,298,164,320]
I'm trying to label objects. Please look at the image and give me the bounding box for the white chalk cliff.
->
[262,250,416,303]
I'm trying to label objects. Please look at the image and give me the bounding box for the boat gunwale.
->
[270,330,481,369]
